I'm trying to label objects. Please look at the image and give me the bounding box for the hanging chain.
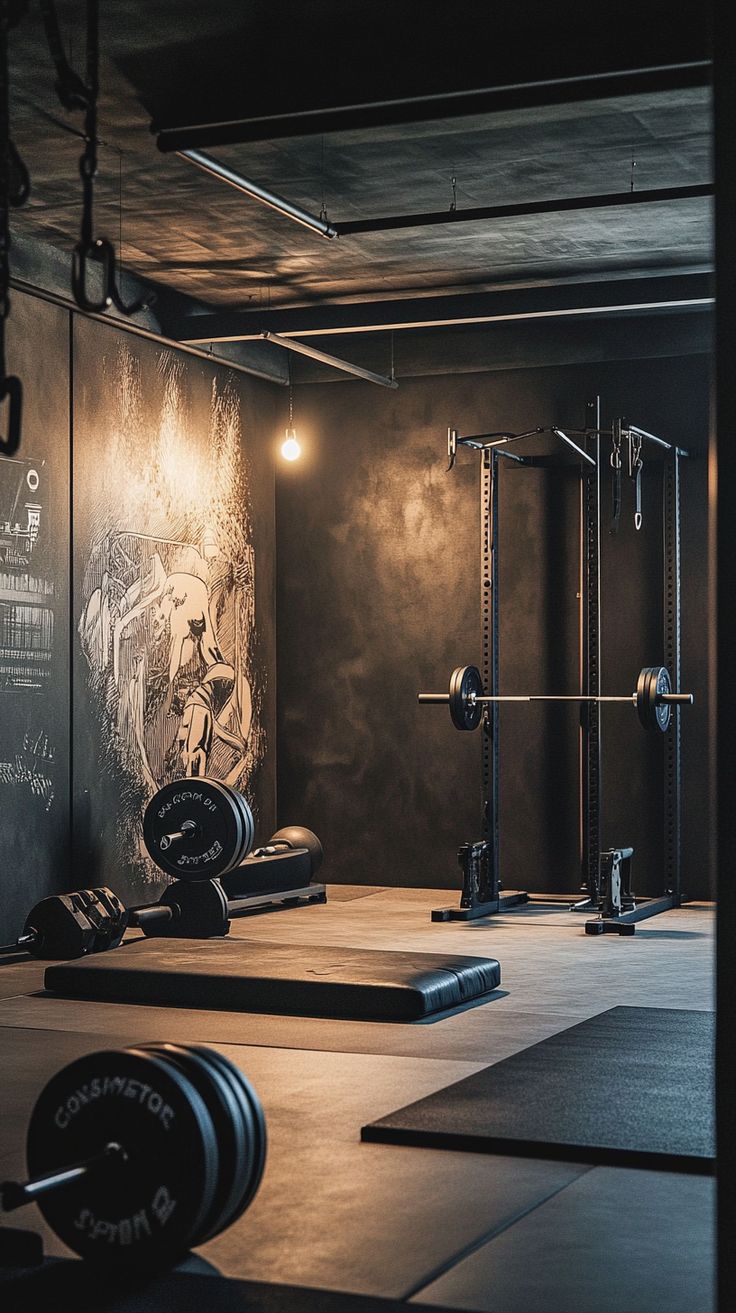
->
[0,0,25,455]
[40,0,151,316]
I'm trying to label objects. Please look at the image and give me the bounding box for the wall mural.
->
[77,343,266,890]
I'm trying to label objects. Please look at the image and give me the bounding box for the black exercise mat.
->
[0,1262,459,1312]
[43,938,501,1021]
[363,1006,715,1171]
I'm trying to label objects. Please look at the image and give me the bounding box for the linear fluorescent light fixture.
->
[179,149,338,239]
[262,332,398,388]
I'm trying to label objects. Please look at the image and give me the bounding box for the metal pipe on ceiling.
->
[262,332,398,388]
[178,149,338,239]
[333,183,714,236]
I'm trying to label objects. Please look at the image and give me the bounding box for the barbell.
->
[10,823,324,961]
[1,1043,266,1272]
[418,664,693,733]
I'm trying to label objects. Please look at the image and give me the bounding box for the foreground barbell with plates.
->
[1,1043,266,1272]
[418,664,693,733]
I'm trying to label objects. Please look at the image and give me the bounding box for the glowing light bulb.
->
[281,427,301,461]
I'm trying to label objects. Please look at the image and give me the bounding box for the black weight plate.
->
[88,888,128,953]
[23,892,98,960]
[449,665,483,731]
[636,665,672,733]
[27,1047,219,1271]
[653,665,672,733]
[636,666,655,730]
[142,1044,244,1244]
[143,779,244,881]
[229,786,256,868]
[189,1047,267,1227]
[154,879,230,939]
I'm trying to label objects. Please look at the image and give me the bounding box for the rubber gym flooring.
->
[0,888,715,1312]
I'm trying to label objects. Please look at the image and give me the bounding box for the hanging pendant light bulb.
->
[281,381,301,461]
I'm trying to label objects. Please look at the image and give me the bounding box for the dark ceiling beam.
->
[176,273,714,343]
[333,184,713,237]
[156,63,711,151]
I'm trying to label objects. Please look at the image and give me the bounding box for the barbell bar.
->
[418,665,693,733]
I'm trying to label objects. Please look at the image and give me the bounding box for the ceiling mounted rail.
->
[179,149,338,239]
[156,62,712,151]
[178,273,714,343]
[262,332,398,387]
[333,183,713,237]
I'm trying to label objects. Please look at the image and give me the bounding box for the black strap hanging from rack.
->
[0,0,26,456]
[628,426,644,532]
[40,0,151,317]
[610,417,623,535]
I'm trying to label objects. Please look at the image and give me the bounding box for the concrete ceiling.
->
[7,2,713,317]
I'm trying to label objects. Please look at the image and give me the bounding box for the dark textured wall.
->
[0,292,70,941]
[276,346,711,899]
[0,294,278,940]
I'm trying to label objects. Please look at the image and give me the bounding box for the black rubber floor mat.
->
[44,938,501,1021]
[0,1262,460,1312]
[363,1006,714,1171]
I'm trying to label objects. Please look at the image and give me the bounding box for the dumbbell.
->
[0,1042,266,1272]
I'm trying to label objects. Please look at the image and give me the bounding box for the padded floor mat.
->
[363,1006,714,1170]
[44,938,501,1021]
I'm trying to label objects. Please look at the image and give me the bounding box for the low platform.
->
[43,937,502,1021]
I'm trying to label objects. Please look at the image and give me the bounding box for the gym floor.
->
[0,888,715,1313]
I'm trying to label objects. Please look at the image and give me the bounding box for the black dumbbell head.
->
[269,826,324,878]
[22,888,127,960]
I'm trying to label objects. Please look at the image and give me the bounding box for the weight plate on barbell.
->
[636,665,672,733]
[26,1046,220,1270]
[636,667,652,730]
[229,784,256,871]
[188,1047,267,1230]
[652,665,672,733]
[449,665,484,731]
[142,1044,245,1245]
[143,779,254,881]
[146,878,230,939]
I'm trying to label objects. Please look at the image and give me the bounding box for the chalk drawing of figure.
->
[111,555,247,784]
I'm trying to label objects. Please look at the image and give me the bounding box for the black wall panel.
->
[276,349,710,898]
[0,292,70,942]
